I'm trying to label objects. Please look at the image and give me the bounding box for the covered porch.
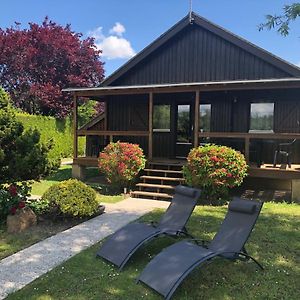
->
[63,78,300,199]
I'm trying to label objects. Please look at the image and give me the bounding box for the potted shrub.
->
[98,141,146,193]
[183,144,248,204]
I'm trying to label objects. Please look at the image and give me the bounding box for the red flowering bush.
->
[183,144,248,204]
[98,142,146,190]
[0,182,31,221]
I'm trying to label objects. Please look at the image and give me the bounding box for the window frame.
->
[153,104,171,133]
[249,102,275,133]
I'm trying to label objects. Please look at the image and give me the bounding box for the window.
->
[153,104,171,132]
[249,102,274,132]
[199,104,211,132]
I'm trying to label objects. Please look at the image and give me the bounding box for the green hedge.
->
[16,113,85,159]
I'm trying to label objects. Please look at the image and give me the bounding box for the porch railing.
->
[199,132,300,162]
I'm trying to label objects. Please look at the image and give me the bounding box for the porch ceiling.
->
[62,78,300,97]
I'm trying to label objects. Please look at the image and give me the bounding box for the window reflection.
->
[250,103,274,132]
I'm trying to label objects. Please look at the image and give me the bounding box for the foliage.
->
[41,179,99,217]
[98,142,146,190]
[17,112,85,159]
[0,17,104,118]
[77,100,105,127]
[0,88,54,183]
[259,3,300,36]
[0,182,31,221]
[183,144,248,204]
[6,203,300,300]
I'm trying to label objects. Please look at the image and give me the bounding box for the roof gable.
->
[101,12,300,86]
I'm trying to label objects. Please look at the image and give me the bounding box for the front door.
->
[175,103,193,158]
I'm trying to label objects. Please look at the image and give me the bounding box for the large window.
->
[153,104,171,132]
[249,102,274,132]
[199,104,211,132]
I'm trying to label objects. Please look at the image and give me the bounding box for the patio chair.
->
[137,198,263,300]
[273,139,296,168]
[96,185,201,270]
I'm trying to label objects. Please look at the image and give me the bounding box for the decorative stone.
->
[6,207,37,233]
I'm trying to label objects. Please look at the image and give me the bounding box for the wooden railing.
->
[199,132,300,162]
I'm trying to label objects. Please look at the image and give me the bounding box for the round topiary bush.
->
[41,179,99,217]
[183,144,248,204]
[98,141,146,190]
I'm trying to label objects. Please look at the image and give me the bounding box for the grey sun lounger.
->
[96,185,201,270]
[137,198,263,300]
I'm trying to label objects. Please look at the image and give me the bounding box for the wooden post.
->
[148,92,153,160]
[73,94,78,159]
[194,90,200,147]
[245,137,250,163]
[104,101,108,131]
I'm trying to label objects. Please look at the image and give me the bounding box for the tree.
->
[259,3,300,36]
[0,17,104,118]
[0,87,55,183]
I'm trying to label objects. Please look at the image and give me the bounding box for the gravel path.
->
[0,198,169,299]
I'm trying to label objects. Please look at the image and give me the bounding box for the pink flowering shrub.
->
[98,142,146,190]
[183,144,248,204]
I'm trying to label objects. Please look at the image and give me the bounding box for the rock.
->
[6,207,37,233]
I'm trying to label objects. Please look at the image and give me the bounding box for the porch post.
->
[194,90,200,147]
[148,92,153,160]
[73,93,78,158]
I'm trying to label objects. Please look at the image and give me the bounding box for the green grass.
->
[6,202,300,300]
[31,166,123,204]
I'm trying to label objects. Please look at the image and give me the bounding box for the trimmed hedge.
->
[16,113,85,159]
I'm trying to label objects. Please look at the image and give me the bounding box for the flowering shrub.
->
[41,179,99,218]
[183,144,248,204]
[0,182,31,221]
[98,142,146,189]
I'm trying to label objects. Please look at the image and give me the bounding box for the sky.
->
[1,0,300,77]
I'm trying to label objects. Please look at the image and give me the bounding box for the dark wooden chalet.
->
[63,12,300,200]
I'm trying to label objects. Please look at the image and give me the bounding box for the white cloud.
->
[88,23,136,60]
[109,22,125,36]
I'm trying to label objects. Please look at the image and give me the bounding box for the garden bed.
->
[5,202,300,300]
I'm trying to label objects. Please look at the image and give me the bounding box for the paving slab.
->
[0,198,169,299]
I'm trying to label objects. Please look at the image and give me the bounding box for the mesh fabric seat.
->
[137,198,263,300]
[96,185,201,270]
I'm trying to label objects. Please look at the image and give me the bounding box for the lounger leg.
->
[239,252,264,270]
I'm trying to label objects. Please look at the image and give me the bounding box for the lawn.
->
[31,165,123,204]
[6,202,300,300]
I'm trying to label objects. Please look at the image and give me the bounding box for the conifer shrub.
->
[98,142,146,190]
[41,179,99,217]
[183,144,248,204]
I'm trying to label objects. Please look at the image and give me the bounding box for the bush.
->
[0,88,54,183]
[0,182,31,221]
[98,142,146,190]
[183,144,248,204]
[41,179,99,217]
[17,113,85,159]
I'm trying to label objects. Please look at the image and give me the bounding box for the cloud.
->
[109,22,125,36]
[88,23,136,60]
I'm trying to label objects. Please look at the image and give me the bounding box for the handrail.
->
[198,132,300,139]
[198,131,300,162]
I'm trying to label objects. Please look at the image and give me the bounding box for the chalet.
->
[63,12,300,200]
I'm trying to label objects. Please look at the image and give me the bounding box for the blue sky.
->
[1,0,300,77]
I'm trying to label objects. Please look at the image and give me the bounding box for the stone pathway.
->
[0,198,169,299]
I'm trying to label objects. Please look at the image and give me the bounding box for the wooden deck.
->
[73,157,300,180]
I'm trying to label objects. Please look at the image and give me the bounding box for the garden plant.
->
[98,141,146,191]
[183,144,248,204]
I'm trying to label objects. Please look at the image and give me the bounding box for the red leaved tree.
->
[0,17,104,118]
